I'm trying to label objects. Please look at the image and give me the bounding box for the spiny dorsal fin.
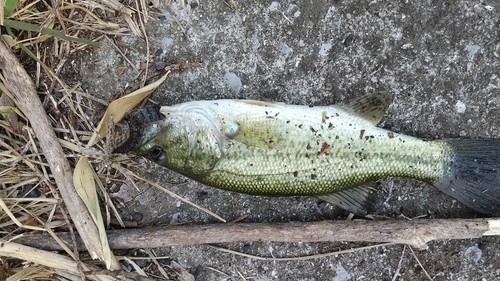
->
[316,182,378,215]
[340,93,392,125]
[237,100,285,107]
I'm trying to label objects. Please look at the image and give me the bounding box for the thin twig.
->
[408,246,433,281]
[134,0,150,87]
[207,243,395,261]
[206,267,231,278]
[126,170,227,222]
[164,5,191,42]
[105,36,139,74]
[392,245,406,281]
[220,0,239,12]
[144,249,170,279]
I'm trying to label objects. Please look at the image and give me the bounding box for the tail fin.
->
[435,139,500,216]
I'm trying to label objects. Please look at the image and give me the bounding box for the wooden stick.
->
[16,218,500,251]
[0,40,120,269]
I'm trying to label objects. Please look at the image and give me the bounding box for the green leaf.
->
[4,0,18,17]
[6,27,54,74]
[3,19,100,46]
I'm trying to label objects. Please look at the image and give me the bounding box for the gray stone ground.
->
[80,1,500,280]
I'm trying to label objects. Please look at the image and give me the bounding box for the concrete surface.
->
[80,1,500,280]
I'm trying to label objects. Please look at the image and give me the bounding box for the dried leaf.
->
[73,156,116,269]
[88,71,170,147]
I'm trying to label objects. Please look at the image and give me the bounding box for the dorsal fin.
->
[340,93,392,125]
[237,100,285,107]
[316,182,378,215]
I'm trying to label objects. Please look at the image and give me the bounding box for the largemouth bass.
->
[115,93,500,216]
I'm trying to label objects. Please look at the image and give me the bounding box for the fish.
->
[114,93,500,216]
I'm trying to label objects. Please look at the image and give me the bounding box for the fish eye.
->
[150,147,164,159]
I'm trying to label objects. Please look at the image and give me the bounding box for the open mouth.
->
[113,105,165,153]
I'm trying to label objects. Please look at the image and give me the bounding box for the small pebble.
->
[455,101,466,114]
[464,244,482,263]
[113,249,128,256]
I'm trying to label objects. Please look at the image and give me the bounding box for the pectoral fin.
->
[231,121,284,149]
[317,182,378,215]
[340,93,392,125]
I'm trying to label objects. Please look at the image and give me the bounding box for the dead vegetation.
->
[0,0,200,279]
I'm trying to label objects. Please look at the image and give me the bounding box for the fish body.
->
[124,94,500,216]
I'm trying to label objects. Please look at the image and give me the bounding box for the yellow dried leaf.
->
[88,71,170,147]
[73,157,99,221]
[73,157,118,269]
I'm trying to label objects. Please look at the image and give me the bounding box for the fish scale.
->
[127,93,500,216]
[204,104,449,196]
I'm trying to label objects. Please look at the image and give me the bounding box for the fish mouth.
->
[113,105,165,153]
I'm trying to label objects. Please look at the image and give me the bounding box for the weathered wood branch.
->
[17,218,500,251]
[0,40,120,269]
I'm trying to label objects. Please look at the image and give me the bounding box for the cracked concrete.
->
[80,1,500,280]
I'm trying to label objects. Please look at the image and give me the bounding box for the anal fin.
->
[317,182,378,215]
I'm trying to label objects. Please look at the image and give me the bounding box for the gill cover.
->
[136,103,226,179]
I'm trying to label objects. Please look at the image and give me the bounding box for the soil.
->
[76,1,500,280]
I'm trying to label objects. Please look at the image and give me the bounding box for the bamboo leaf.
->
[73,157,101,226]
[73,157,116,269]
[3,19,100,46]
[88,71,171,146]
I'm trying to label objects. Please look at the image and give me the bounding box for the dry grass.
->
[0,0,202,279]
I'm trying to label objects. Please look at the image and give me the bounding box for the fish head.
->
[136,120,190,171]
[134,107,225,179]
